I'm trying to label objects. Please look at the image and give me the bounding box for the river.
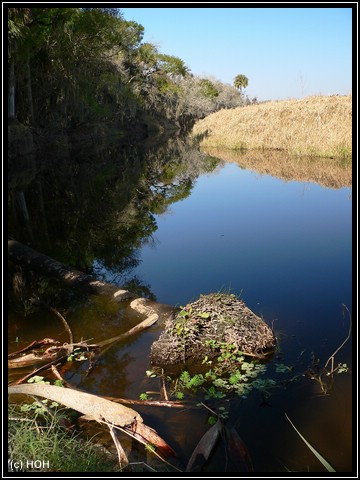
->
[8,136,352,473]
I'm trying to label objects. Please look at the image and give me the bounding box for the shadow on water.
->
[7,135,353,473]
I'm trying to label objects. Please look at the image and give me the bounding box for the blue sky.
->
[120,6,353,101]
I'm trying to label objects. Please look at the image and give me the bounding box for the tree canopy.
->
[7,7,252,131]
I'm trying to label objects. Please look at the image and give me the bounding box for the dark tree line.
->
[8,7,251,133]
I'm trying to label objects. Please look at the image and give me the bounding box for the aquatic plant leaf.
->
[285,413,336,472]
[185,419,222,472]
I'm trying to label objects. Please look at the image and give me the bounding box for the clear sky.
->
[120,6,353,101]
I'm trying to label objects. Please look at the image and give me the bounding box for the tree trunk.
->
[8,239,175,324]
[15,191,34,243]
[8,238,135,300]
[25,51,35,125]
[9,56,16,120]
[36,178,51,247]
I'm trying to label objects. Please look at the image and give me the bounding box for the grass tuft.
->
[8,404,116,472]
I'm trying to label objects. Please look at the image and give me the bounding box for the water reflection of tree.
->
[8,137,221,300]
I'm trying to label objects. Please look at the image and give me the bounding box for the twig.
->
[106,396,196,409]
[108,424,129,469]
[87,313,159,376]
[50,364,72,388]
[48,306,74,351]
[8,338,60,359]
[9,356,68,386]
[324,304,352,372]
[160,374,169,401]
[108,423,183,472]
[96,314,159,349]
[8,417,34,422]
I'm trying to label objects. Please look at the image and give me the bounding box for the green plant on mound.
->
[8,403,116,473]
[144,340,297,404]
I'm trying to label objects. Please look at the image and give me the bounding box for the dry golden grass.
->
[192,95,352,159]
[201,147,352,189]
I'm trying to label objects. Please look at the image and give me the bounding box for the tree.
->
[199,79,219,99]
[7,7,32,121]
[233,74,248,93]
[156,54,189,78]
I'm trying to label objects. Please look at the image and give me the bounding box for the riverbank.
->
[192,95,352,159]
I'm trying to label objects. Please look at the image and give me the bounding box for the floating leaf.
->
[186,419,222,472]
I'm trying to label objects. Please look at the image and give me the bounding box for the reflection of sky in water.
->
[134,163,352,362]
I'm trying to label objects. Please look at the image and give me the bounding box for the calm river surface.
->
[8,138,353,473]
[130,155,353,473]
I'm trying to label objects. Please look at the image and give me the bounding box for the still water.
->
[8,139,353,473]
[109,152,353,472]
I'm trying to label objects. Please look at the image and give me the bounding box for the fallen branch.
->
[96,313,159,349]
[51,364,195,409]
[8,384,176,460]
[8,239,175,321]
[86,313,159,376]
[8,348,66,369]
[10,358,68,385]
[8,338,60,360]
[8,313,159,381]
[8,239,135,300]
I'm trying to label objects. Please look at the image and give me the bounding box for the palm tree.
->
[233,74,248,93]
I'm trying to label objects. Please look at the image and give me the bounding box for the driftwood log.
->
[150,293,276,368]
[8,239,174,322]
[8,239,135,300]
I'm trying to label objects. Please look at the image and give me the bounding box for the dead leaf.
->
[185,419,222,472]
[127,421,176,458]
[224,426,254,472]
